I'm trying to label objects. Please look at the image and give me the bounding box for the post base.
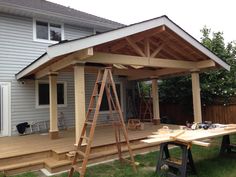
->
[153,119,160,125]
[49,130,59,139]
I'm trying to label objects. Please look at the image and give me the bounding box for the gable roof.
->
[16,16,230,80]
[0,0,124,29]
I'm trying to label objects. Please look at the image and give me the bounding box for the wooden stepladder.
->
[68,67,137,177]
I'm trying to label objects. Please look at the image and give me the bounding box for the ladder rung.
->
[76,150,86,158]
[81,136,90,141]
[85,121,93,125]
[88,108,97,111]
[96,81,103,84]
[72,165,82,173]
[92,94,99,97]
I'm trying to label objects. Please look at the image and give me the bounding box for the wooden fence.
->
[159,103,236,125]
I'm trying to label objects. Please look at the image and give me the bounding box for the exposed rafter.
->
[35,48,93,79]
[125,37,145,57]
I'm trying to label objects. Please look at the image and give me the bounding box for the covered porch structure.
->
[16,16,229,142]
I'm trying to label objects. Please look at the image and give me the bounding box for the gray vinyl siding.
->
[0,12,126,135]
[11,72,126,134]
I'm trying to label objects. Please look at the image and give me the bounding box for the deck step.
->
[0,150,51,166]
[0,159,44,176]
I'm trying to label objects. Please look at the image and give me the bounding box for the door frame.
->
[0,82,11,137]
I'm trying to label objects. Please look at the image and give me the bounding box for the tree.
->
[159,26,236,105]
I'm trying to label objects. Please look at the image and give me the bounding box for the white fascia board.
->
[16,54,50,80]
[16,16,230,79]
[163,18,230,71]
[46,18,166,58]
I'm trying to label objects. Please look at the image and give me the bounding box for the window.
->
[34,19,64,43]
[36,81,67,108]
[99,83,122,112]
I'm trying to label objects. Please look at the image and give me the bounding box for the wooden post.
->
[74,63,86,145]
[49,73,59,139]
[191,72,202,123]
[152,79,160,125]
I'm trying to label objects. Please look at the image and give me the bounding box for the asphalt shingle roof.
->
[0,0,124,28]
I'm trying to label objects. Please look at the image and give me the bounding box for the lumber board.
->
[142,127,236,144]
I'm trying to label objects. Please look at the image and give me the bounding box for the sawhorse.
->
[156,141,197,177]
[220,135,236,155]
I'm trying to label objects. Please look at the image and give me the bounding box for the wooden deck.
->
[0,123,179,175]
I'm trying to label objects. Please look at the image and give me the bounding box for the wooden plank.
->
[151,43,165,58]
[144,38,150,57]
[110,26,165,52]
[127,68,187,80]
[192,141,211,147]
[152,79,160,121]
[74,64,86,144]
[86,52,198,69]
[191,72,202,123]
[35,48,93,79]
[126,37,146,57]
[49,73,59,139]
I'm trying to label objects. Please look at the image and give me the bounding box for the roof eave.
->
[16,16,230,80]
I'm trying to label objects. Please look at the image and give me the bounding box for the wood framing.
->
[35,48,93,79]
[127,68,187,80]
[86,53,212,69]
[126,37,146,57]
[152,79,160,124]
[191,72,202,123]
[74,63,86,144]
[49,73,59,139]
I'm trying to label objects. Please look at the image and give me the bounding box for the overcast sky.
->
[49,0,235,43]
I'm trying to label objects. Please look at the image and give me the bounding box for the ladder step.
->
[88,108,97,111]
[81,136,90,141]
[85,121,93,125]
[76,150,86,158]
[92,94,99,97]
[72,165,82,174]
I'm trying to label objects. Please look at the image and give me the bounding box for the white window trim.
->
[35,80,67,109]
[33,18,65,44]
[99,82,124,114]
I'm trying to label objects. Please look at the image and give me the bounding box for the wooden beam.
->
[196,60,216,69]
[151,43,165,58]
[152,79,160,124]
[86,52,198,69]
[111,26,165,52]
[125,37,146,57]
[144,38,150,57]
[49,73,59,139]
[191,72,202,123]
[74,64,86,144]
[35,48,93,79]
[127,68,187,80]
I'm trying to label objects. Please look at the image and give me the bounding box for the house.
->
[0,0,123,137]
[0,0,230,141]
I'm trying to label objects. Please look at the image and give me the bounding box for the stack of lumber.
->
[142,124,236,147]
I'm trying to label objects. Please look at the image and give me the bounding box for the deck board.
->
[0,123,179,158]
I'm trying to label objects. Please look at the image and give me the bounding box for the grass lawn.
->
[6,137,236,177]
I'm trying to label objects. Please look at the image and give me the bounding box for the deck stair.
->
[0,136,161,176]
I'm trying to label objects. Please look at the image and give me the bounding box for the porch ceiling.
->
[16,16,230,81]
